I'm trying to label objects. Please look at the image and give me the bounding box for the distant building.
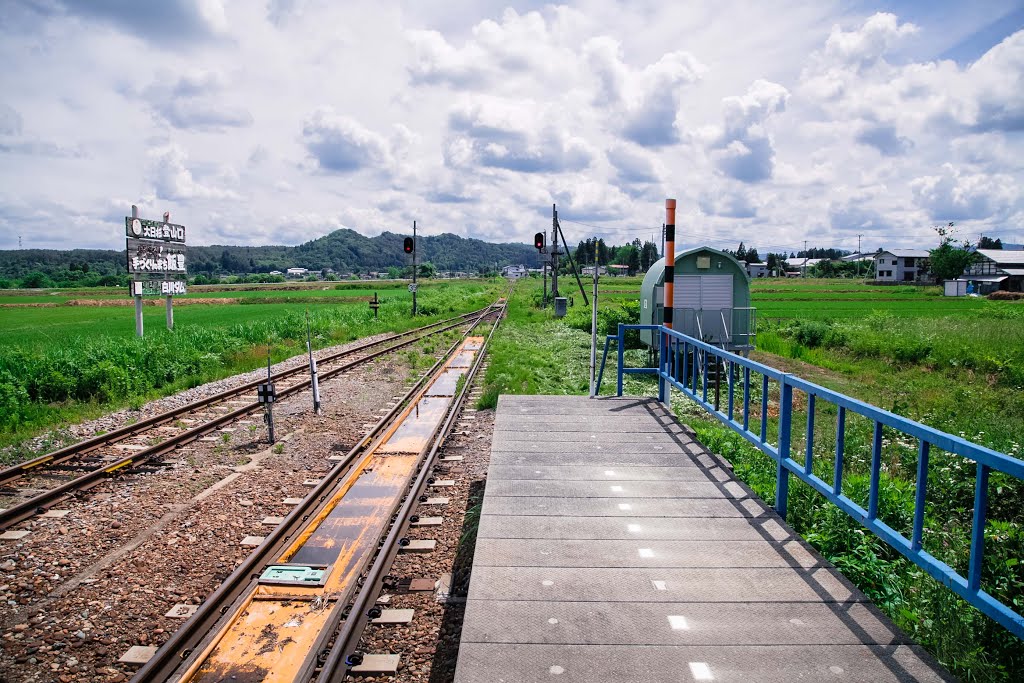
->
[607,264,630,276]
[873,250,930,282]
[581,266,607,277]
[286,267,309,279]
[784,257,823,276]
[501,264,528,278]
[745,262,768,278]
[961,248,1024,293]
[269,270,283,276]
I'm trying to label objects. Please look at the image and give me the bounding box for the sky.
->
[1,0,1022,256]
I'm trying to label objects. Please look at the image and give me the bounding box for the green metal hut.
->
[639,246,756,353]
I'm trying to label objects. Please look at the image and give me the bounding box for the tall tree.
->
[929,222,975,281]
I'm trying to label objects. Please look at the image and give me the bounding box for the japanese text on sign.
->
[125,217,186,243]
[127,241,187,274]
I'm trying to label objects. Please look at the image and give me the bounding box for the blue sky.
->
[0,0,1021,254]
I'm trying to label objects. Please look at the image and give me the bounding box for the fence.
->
[599,323,1024,640]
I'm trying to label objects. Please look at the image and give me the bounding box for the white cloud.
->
[301,107,392,173]
[445,96,594,173]
[147,143,240,201]
[910,164,1018,222]
[703,80,789,183]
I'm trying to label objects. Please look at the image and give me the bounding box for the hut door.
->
[673,274,733,343]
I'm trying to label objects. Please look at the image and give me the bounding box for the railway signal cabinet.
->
[639,246,756,353]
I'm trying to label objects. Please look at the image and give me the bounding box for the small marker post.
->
[258,349,276,443]
[306,311,321,414]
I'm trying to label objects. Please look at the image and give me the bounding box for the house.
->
[269,270,283,276]
[581,266,607,277]
[501,264,528,278]
[607,264,631,276]
[746,262,768,278]
[286,267,309,279]
[784,257,823,275]
[961,249,1024,293]
[873,250,930,282]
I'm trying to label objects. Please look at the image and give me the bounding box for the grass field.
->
[478,275,1024,682]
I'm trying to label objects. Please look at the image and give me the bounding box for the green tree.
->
[627,248,641,275]
[20,271,53,288]
[928,222,975,281]
[418,262,436,278]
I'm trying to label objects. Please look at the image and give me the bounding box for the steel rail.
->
[0,307,492,488]
[318,293,508,682]
[130,303,502,683]
[0,309,496,531]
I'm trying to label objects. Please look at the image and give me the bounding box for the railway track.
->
[131,295,507,682]
[0,306,496,532]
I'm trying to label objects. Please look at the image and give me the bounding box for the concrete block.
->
[40,510,70,518]
[412,517,444,527]
[351,654,400,674]
[261,516,285,526]
[423,497,449,505]
[165,604,199,619]
[283,497,304,505]
[0,530,30,541]
[118,646,158,666]
[240,535,265,547]
[430,479,457,487]
[372,608,415,624]
[401,539,436,553]
[441,455,464,462]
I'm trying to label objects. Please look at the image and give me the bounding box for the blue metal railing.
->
[601,323,1024,640]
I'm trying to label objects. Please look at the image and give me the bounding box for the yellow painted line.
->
[104,460,132,473]
[22,456,53,469]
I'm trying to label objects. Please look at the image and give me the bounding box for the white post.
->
[132,205,143,338]
[589,256,599,397]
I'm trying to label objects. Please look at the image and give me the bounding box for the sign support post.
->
[131,205,144,338]
[164,211,174,331]
[589,251,599,397]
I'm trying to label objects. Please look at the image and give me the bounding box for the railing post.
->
[616,323,625,397]
[968,462,990,592]
[775,378,793,519]
[658,328,667,403]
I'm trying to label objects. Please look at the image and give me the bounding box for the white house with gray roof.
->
[873,249,931,283]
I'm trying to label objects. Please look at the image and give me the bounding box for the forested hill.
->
[0,229,543,279]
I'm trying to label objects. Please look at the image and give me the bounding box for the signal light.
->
[403,237,414,254]
[534,232,545,251]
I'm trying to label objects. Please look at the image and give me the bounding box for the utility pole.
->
[551,204,560,299]
[412,220,418,316]
[803,239,808,277]
[857,233,864,278]
[661,224,665,259]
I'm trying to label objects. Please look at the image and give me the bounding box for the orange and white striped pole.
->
[663,199,676,329]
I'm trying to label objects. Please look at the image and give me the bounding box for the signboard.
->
[127,239,187,275]
[126,213,188,302]
[408,283,418,292]
[125,217,186,243]
[131,280,187,297]
[257,383,276,404]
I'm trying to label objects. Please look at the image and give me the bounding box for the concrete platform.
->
[454,396,952,683]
